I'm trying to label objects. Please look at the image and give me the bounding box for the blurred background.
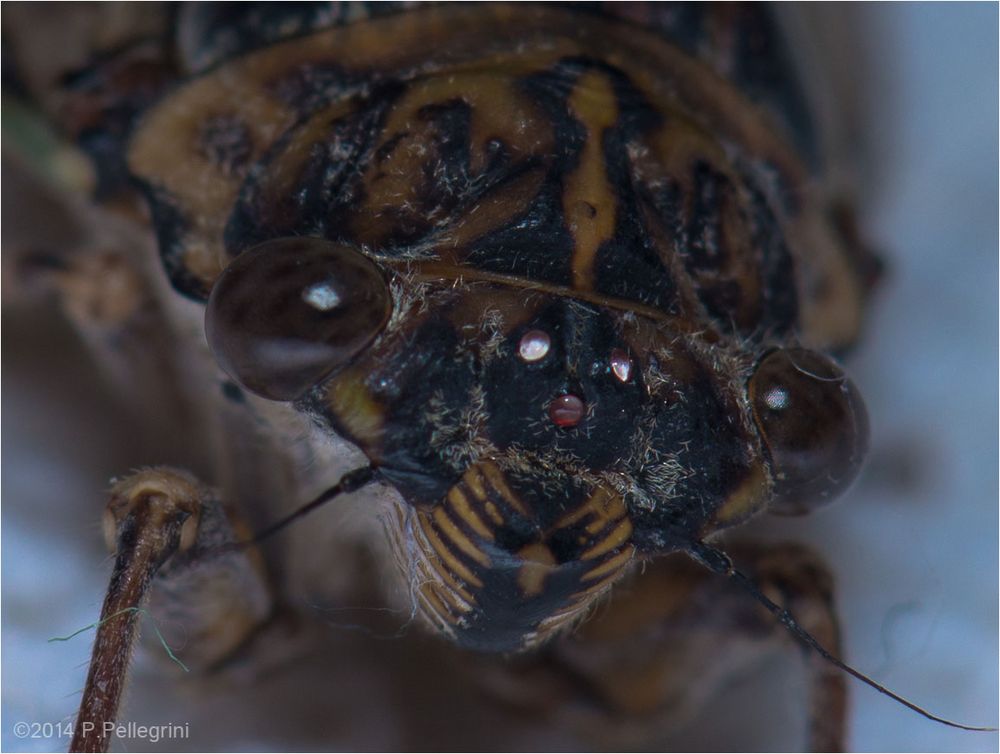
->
[3,3,997,752]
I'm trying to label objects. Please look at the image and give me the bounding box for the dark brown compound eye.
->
[749,348,869,515]
[205,237,392,401]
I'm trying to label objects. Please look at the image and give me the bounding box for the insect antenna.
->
[689,540,997,733]
[245,465,377,546]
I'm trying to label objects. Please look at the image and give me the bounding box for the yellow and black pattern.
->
[388,460,636,651]
[130,4,869,350]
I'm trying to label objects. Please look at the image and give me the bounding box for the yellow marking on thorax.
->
[353,68,555,248]
[564,71,619,291]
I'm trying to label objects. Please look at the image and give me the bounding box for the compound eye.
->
[205,237,391,401]
[749,348,869,514]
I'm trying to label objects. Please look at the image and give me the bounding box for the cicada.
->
[3,3,995,752]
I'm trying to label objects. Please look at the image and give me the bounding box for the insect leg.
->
[71,468,272,753]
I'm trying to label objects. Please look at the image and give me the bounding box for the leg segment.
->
[72,468,272,752]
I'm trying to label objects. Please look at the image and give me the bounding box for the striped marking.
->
[556,484,624,531]
[578,568,628,599]
[505,483,637,643]
[446,486,494,540]
[482,500,504,525]
[389,468,639,647]
[422,566,474,614]
[415,540,477,606]
[463,467,489,503]
[420,552,476,608]
[431,507,490,567]
[383,502,471,633]
[582,544,636,583]
[403,458,549,630]
[477,461,529,516]
[581,517,633,560]
[419,582,451,623]
[416,512,483,587]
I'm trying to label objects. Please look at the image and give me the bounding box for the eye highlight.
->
[205,237,391,401]
[610,348,632,382]
[301,281,343,311]
[518,330,551,362]
[749,348,869,514]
